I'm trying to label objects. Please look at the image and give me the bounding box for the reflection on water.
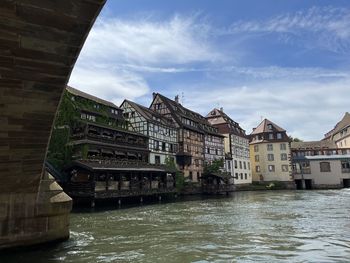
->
[1,190,350,263]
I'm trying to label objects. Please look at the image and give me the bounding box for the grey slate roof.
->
[67,86,120,109]
[154,93,223,137]
[122,99,176,127]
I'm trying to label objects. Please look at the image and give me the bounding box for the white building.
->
[206,108,252,185]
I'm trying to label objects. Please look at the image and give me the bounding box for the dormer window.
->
[267,124,273,130]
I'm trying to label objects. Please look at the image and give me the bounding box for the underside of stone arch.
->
[0,0,105,249]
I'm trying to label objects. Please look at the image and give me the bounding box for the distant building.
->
[206,108,252,185]
[150,93,225,182]
[48,86,176,205]
[249,119,292,185]
[324,112,350,148]
[120,99,178,165]
[291,141,350,189]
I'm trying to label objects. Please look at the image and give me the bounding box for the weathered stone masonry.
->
[0,0,105,249]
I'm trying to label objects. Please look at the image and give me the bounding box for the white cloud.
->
[171,77,350,141]
[222,6,350,53]
[78,14,220,66]
[69,14,221,103]
[69,66,149,106]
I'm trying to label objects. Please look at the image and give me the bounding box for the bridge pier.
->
[0,0,105,249]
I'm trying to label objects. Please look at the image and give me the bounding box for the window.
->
[155,155,161,165]
[254,145,259,152]
[234,160,238,169]
[189,172,193,181]
[235,173,239,179]
[195,159,199,167]
[267,144,273,151]
[255,155,259,162]
[277,133,282,139]
[243,162,247,169]
[320,162,331,172]
[162,142,166,151]
[280,143,287,150]
[269,133,274,140]
[154,140,159,151]
[248,162,250,170]
[268,165,275,172]
[267,124,273,130]
[207,148,210,154]
[244,173,247,179]
[282,165,289,172]
[228,161,231,170]
[215,149,218,155]
[239,161,242,169]
[281,153,288,161]
[170,144,174,153]
[255,166,260,172]
[240,173,243,179]
[268,154,274,161]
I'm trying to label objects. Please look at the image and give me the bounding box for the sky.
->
[69,0,350,141]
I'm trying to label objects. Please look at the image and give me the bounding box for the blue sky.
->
[69,0,350,140]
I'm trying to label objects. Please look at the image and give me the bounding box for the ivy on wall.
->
[47,92,76,171]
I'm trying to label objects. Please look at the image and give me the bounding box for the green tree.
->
[203,158,224,175]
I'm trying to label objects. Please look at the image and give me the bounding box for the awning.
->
[115,151,126,156]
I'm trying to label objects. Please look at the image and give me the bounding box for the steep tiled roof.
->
[324,112,350,139]
[250,119,286,135]
[206,108,247,137]
[67,86,119,109]
[122,99,175,127]
[154,93,222,136]
[291,141,337,150]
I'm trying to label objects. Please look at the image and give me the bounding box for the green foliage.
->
[47,127,72,171]
[288,136,303,142]
[204,158,224,175]
[164,156,184,192]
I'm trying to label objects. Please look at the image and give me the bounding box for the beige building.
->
[291,141,350,189]
[249,119,292,183]
[206,108,252,185]
[324,112,350,149]
[293,155,350,189]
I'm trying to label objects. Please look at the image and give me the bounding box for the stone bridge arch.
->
[0,0,105,249]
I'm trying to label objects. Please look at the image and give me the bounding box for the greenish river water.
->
[2,190,350,263]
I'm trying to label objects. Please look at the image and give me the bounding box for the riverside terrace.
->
[64,159,177,207]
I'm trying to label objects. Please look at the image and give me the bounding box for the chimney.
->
[152,92,156,99]
[253,128,256,131]
[175,95,179,103]
[220,107,223,112]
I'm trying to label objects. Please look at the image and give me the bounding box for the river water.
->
[2,190,350,263]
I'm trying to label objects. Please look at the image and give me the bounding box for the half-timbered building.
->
[150,93,225,182]
[49,87,176,205]
[120,100,178,165]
